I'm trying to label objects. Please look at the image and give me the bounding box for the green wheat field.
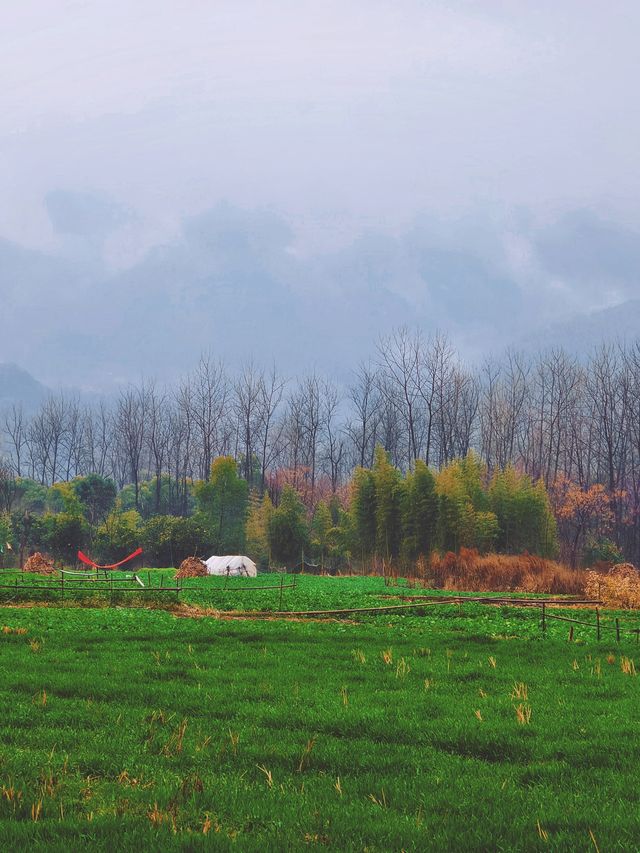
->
[1,575,639,850]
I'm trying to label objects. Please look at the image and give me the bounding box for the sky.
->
[1,1,640,388]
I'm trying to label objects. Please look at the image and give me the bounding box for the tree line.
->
[0,451,556,572]
[1,330,639,566]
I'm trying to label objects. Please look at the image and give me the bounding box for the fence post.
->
[278,573,284,611]
[541,602,546,637]
[61,571,64,601]
[596,608,601,642]
[616,618,621,644]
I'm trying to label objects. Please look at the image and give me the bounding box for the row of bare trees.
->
[2,333,640,558]
[1,356,286,513]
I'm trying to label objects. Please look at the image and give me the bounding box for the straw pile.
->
[175,557,207,579]
[585,562,640,608]
[23,552,56,575]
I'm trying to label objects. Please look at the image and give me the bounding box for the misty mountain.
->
[1,197,639,390]
[0,363,49,412]
[517,299,640,358]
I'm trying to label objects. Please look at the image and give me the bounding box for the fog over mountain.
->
[2,3,639,390]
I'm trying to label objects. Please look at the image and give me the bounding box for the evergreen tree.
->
[457,451,489,511]
[402,459,438,559]
[269,485,309,566]
[531,478,558,558]
[473,511,499,553]
[42,512,87,564]
[350,466,377,560]
[330,505,355,569]
[436,464,472,552]
[194,457,248,553]
[246,491,273,568]
[310,500,333,568]
[141,515,210,566]
[436,454,490,552]
[489,466,557,557]
[72,474,117,525]
[372,446,402,560]
[94,505,143,562]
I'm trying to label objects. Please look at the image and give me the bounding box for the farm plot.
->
[1,603,640,850]
[2,570,640,642]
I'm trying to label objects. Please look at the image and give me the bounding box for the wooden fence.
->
[1,572,639,642]
[0,570,296,609]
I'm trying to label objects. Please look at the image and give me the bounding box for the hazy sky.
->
[1,2,640,387]
[3,2,639,248]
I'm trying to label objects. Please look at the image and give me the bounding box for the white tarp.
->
[204,555,258,578]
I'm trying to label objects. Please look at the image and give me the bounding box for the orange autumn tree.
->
[552,477,614,568]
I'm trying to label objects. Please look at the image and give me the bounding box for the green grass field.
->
[1,576,639,850]
[0,569,628,635]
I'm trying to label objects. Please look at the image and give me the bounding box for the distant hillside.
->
[0,363,49,412]
[516,299,640,358]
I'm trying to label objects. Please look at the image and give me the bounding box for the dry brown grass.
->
[585,563,640,609]
[426,548,585,595]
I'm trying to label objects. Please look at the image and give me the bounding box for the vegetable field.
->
[1,578,639,850]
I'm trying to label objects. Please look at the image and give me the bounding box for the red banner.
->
[77,547,143,570]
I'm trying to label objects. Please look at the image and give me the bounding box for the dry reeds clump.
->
[175,557,207,579]
[584,563,640,609]
[428,548,584,595]
[23,552,56,575]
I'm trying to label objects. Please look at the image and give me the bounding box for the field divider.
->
[382,593,600,606]
[196,583,296,592]
[0,583,179,594]
[226,598,529,618]
[542,612,601,629]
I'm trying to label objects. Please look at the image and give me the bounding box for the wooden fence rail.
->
[1,573,640,642]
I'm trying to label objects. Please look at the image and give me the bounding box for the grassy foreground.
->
[1,597,640,850]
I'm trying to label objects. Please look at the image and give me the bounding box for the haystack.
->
[175,557,207,579]
[585,562,640,608]
[23,552,56,575]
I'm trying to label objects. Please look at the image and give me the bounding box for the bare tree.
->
[62,395,85,480]
[187,354,228,479]
[377,328,422,467]
[0,457,18,512]
[85,401,113,478]
[27,394,69,485]
[257,365,286,492]
[145,382,172,513]
[321,379,345,492]
[3,404,28,477]
[345,361,380,469]
[234,362,263,486]
[114,385,148,508]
